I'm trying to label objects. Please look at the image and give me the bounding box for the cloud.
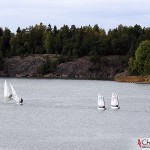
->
[0,0,149,32]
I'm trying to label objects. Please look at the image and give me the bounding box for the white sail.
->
[9,83,20,103]
[97,93,105,107]
[4,80,12,100]
[111,92,119,106]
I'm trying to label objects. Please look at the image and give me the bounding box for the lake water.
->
[0,78,150,150]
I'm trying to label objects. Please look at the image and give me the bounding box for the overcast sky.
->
[0,0,149,33]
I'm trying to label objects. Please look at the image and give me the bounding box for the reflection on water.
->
[0,78,150,150]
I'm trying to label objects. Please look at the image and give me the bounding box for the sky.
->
[0,0,150,33]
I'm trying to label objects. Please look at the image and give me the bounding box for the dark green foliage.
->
[0,28,11,56]
[0,56,3,70]
[1,23,150,58]
[38,56,60,76]
[130,40,150,75]
[144,54,150,75]
[37,55,71,76]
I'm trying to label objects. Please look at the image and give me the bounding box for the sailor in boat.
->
[98,105,106,109]
[9,94,12,98]
[19,98,23,105]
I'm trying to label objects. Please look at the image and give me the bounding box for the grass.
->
[114,75,150,83]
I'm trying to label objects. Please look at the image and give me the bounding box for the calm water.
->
[0,78,150,150]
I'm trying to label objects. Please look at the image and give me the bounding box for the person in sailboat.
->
[9,94,12,98]
[99,105,106,109]
[20,98,23,104]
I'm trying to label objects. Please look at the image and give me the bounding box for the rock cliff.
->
[0,54,128,79]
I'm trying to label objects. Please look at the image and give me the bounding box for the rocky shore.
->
[0,54,128,80]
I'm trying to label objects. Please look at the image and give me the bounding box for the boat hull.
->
[111,106,120,110]
[17,102,23,105]
[98,107,106,110]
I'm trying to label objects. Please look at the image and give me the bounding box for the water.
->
[0,78,150,150]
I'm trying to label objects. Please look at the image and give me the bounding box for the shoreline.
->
[114,75,150,83]
[0,76,113,81]
[0,75,150,83]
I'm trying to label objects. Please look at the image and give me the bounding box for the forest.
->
[0,23,150,75]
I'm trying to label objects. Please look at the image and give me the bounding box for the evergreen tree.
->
[1,28,11,56]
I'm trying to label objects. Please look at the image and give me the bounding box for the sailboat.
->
[97,93,106,110]
[4,80,13,101]
[10,83,23,105]
[111,92,120,110]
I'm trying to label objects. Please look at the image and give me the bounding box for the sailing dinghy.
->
[97,93,106,110]
[10,83,23,105]
[4,80,13,101]
[111,92,120,110]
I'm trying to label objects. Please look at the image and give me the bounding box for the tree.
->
[134,40,150,75]
[10,34,16,55]
[0,27,3,36]
[144,54,150,74]
[0,56,3,70]
[1,28,11,56]
[53,25,58,36]
[0,27,3,57]
[44,31,54,54]
[29,24,46,54]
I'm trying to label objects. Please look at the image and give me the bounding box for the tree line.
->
[0,23,150,75]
